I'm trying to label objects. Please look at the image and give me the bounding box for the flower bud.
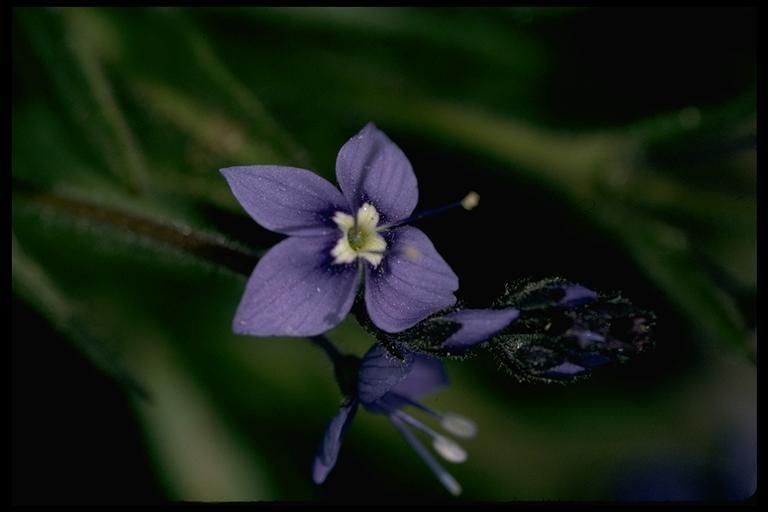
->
[492,292,654,381]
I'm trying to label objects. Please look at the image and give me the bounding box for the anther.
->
[461,191,480,210]
[441,413,477,439]
[432,435,467,463]
[403,246,421,261]
[378,191,480,230]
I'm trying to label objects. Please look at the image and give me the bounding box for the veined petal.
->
[441,308,520,350]
[372,355,448,413]
[233,236,358,337]
[357,344,415,405]
[221,165,347,237]
[335,123,418,224]
[390,354,448,400]
[312,400,358,485]
[365,226,458,333]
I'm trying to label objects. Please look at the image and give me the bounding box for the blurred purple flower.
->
[221,123,458,337]
[313,345,476,496]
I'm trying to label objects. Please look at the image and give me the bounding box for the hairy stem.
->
[14,184,258,276]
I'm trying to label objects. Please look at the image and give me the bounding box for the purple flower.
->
[221,123,459,337]
[313,345,476,496]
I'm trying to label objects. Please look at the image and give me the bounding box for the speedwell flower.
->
[221,123,459,336]
[313,344,476,496]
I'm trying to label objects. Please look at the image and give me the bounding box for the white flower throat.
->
[331,203,387,266]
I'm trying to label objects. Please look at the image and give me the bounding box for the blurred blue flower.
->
[221,123,458,337]
[313,344,476,496]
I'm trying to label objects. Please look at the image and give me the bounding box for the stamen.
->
[389,415,463,496]
[460,191,480,210]
[438,472,463,497]
[389,392,441,418]
[389,393,476,439]
[393,409,442,438]
[377,191,479,231]
[432,436,467,463]
[392,393,477,439]
[441,414,477,439]
[393,410,467,464]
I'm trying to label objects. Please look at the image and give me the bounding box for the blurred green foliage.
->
[13,7,755,502]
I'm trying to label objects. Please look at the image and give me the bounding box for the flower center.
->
[347,225,369,251]
[331,203,387,266]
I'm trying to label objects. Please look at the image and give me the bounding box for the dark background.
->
[13,7,756,503]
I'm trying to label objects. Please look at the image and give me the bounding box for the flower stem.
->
[14,182,258,276]
[309,335,342,364]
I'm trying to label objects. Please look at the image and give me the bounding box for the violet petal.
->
[335,123,418,224]
[357,344,415,405]
[390,354,448,400]
[233,236,358,337]
[365,226,458,333]
[312,400,358,484]
[441,308,520,350]
[220,165,347,237]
